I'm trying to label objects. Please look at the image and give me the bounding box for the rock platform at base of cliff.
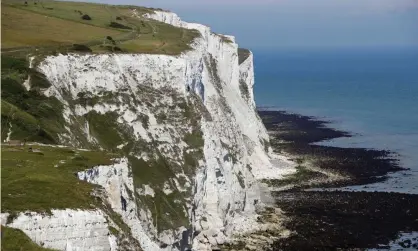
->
[258,109,418,251]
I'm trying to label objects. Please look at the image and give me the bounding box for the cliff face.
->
[1,10,292,251]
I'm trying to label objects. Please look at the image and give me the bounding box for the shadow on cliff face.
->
[258,110,418,250]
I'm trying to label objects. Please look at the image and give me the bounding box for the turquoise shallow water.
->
[253,48,418,193]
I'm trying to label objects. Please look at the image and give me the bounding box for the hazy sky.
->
[83,0,418,49]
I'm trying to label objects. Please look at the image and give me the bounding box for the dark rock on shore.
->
[258,109,417,250]
[272,191,418,251]
[259,109,405,188]
[259,110,351,144]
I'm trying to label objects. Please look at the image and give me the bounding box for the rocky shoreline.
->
[258,110,418,250]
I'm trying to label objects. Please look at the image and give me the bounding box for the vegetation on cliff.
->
[1,0,200,55]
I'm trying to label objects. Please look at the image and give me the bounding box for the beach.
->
[258,109,418,250]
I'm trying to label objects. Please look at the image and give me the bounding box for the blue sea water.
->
[253,47,418,193]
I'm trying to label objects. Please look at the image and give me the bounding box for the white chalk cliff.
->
[2,9,295,251]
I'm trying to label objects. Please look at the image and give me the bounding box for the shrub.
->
[1,56,65,144]
[70,44,92,52]
[108,226,119,236]
[101,45,122,52]
[106,36,116,45]
[109,22,131,30]
[116,16,122,20]
[81,14,91,20]
[156,113,167,124]
[29,70,51,89]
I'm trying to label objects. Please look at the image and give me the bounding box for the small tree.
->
[81,14,91,20]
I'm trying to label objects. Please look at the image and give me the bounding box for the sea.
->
[253,47,418,194]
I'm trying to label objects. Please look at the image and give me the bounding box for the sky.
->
[81,0,418,50]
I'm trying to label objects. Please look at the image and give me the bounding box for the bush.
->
[116,16,122,20]
[81,14,91,20]
[1,55,27,73]
[106,36,116,45]
[101,45,122,52]
[113,46,122,52]
[70,44,92,52]
[109,22,131,30]
[1,56,65,144]
[29,70,51,89]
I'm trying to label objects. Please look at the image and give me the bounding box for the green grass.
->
[129,154,191,232]
[109,19,200,55]
[1,145,117,213]
[75,91,120,107]
[183,130,204,149]
[2,1,200,55]
[1,226,56,251]
[1,4,123,48]
[1,56,66,143]
[129,155,176,188]
[108,226,120,236]
[84,111,125,150]
[3,1,155,28]
[137,191,189,233]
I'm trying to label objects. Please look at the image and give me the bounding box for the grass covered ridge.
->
[1,226,55,251]
[1,145,118,213]
[1,55,66,144]
[1,4,123,49]
[1,0,200,55]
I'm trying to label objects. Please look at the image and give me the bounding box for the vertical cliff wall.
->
[2,9,294,251]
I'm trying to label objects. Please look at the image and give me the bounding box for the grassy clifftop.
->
[1,226,55,251]
[1,145,118,213]
[1,0,200,55]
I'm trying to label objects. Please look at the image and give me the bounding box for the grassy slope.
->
[1,145,117,213]
[1,56,66,144]
[1,5,123,48]
[1,226,55,251]
[1,0,199,55]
